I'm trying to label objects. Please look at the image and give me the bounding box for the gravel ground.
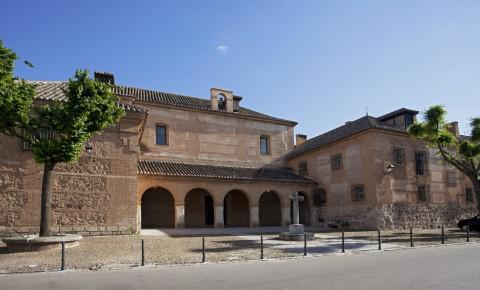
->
[1,228,478,274]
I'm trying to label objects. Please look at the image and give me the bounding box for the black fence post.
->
[260,234,264,260]
[441,226,445,245]
[202,237,206,263]
[61,242,65,271]
[377,229,382,250]
[341,231,345,253]
[141,239,145,266]
[467,226,470,243]
[410,227,414,247]
[303,233,307,256]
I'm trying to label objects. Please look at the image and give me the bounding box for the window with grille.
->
[298,161,308,176]
[466,188,474,203]
[331,154,343,170]
[418,185,428,202]
[415,151,427,176]
[21,128,55,151]
[392,147,405,166]
[351,184,365,201]
[446,171,458,185]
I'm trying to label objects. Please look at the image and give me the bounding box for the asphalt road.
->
[1,243,479,290]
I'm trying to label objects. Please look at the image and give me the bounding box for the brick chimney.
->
[94,71,115,85]
[210,88,235,112]
[296,134,307,146]
[447,122,460,137]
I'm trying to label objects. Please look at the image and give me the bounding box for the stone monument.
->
[279,192,315,241]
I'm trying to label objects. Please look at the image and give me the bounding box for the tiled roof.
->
[30,81,148,113]
[377,108,419,121]
[29,81,296,125]
[137,160,316,184]
[286,115,410,159]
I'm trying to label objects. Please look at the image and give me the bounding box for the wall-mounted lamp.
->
[85,141,94,155]
[385,164,395,174]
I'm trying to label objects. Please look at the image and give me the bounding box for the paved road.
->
[1,243,479,290]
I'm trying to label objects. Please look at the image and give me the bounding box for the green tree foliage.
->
[409,105,480,212]
[0,40,125,236]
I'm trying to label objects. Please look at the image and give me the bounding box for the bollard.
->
[441,226,445,245]
[260,234,264,260]
[61,242,65,271]
[202,237,206,263]
[410,227,414,247]
[377,229,382,250]
[341,231,345,253]
[141,239,145,266]
[467,226,470,243]
[303,233,307,256]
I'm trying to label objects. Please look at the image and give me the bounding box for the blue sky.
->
[2,0,479,137]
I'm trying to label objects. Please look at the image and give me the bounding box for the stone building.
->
[0,72,476,235]
[287,108,477,229]
[0,72,317,236]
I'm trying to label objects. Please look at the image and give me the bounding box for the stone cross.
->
[290,192,304,225]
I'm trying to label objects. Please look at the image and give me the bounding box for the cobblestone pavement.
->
[0,228,478,273]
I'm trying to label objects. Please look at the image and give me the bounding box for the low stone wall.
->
[0,225,133,237]
[378,203,478,230]
[318,205,380,230]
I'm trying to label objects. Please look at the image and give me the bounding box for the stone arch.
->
[223,189,250,227]
[259,191,282,226]
[184,188,215,228]
[290,191,311,225]
[141,187,175,228]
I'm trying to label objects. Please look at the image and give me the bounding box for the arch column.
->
[175,203,185,229]
[281,207,290,226]
[214,203,224,228]
[249,206,259,227]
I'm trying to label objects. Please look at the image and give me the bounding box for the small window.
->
[418,185,428,202]
[351,184,365,201]
[21,128,55,151]
[404,113,414,129]
[260,135,270,155]
[415,151,427,176]
[392,147,405,166]
[331,154,343,170]
[466,188,474,203]
[156,125,167,145]
[298,161,308,176]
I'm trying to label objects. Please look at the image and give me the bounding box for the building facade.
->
[0,73,476,236]
[287,109,477,229]
[0,73,317,236]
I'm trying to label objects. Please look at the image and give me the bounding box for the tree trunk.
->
[39,162,56,237]
[475,180,480,215]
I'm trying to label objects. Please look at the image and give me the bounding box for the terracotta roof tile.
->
[137,160,316,184]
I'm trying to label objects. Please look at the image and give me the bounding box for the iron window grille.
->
[351,184,365,201]
[415,151,427,176]
[331,154,343,170]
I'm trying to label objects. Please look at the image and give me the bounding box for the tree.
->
[0,40,125,236]
[409,105,480,213]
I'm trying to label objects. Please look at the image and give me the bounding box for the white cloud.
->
[216,45,228,53]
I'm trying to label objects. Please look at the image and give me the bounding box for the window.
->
[404,113,414,129]
[415,151,427,176]
[260,135,270,155]
[156,125,167,145]
[21,128,55,151]
[351,184,365,201]
[418,185,428,202]
[331,154,343,170]
[392,147,405,166]
[298,161,308,176]
[447,171,458,185]
[466,188,474,203]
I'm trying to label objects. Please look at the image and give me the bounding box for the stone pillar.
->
[175,203,185,229]
[249,206,259,227]
[281,207,290,227]
[214,204,224,228]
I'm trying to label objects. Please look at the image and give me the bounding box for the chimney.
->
[233,95,242,113]
[296,134,307,146]
[94,71,115,85]
[210,88,234,112]
[447,122,459,137]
